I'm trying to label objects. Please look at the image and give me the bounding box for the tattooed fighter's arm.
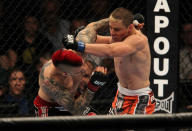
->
[72,88,95,115]
[76,18,110,43]
[39,62,95,115]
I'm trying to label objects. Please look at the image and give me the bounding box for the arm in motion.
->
[84,35,145,57]
[76,18,110,44]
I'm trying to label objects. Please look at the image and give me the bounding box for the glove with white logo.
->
[87,71,108,92]
[62,34,85,53]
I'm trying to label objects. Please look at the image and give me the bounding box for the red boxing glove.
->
[52,49,83,67]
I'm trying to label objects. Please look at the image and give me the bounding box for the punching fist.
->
[133,13,145,30]
[87,66,108,92]
[62,34,85,53]
[133,13,144,25]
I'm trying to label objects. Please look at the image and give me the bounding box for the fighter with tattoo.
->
[33,49,107,116]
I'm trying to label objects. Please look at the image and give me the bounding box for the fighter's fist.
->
[62,34,85,53]
[133,13,145,30]
[87,66,108,92]
[62,34,77,49]
[133,13,144,25]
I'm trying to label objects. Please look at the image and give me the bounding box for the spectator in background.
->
[0,0,20,104]
[0,54,9,98]
[10,14,54,113]
[180,23,192,80]
[87,0,111,22]
[3,68,29,116]
[40,0,70,51]
[12,14,53,76]
[0,49,18,98]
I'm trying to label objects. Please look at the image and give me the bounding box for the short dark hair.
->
[8,67,26,81]
[110,7,134,27]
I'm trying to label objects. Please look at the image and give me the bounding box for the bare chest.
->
[114,56,135,71]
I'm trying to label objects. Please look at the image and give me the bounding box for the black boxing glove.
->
[62,34,85,52]
[87,71,107,92]
[133,13,145,26]
[74,26,86,38]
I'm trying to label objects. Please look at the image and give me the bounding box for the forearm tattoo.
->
[76,18,109,43]
[73,89,95,115]
[76,28,97,43]
[91,18,109,31]
[39,62,95,115]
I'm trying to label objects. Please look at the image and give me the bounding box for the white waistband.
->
[118,82,151,96]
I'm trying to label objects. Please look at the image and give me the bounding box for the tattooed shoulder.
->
[39,61,52,80]
[41,77,74,109]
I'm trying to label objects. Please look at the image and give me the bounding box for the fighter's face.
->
[109,18,129,42]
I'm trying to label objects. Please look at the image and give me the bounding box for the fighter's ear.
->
[128,24,134,31]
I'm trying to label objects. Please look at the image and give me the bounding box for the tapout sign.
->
[147,0,178,113]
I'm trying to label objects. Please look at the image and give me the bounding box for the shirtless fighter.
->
[33,49,107,116]
[63,7,156,115]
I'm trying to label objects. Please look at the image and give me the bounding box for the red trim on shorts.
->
[34,95,60,117]
[34,95,59,107]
